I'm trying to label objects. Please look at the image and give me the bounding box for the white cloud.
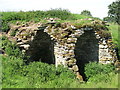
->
[0,0,116,19]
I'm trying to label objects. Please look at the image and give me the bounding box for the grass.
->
[108,23,120,58]
[2,54,118,88]
[1,9,95,32]
[69,73,118,88]
[108,23,119,45]
[72,14,92,19]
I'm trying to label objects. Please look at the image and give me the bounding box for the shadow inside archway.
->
[26,30,55,64]
[75,30,99,81]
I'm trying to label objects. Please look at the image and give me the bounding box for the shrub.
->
[84,62,115,79]
[88,73,111,83]
[1,9,78,32]
[2,55,76,88]
[78,72,118,88]
[2,55,30,88]
[2,56,24,75]
[21,63,75,84]
[46,8,73,20]
[81,10,92,16]
[1,37,25,58]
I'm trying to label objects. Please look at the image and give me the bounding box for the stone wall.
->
[7,19,118,79]
[95,30,118,64]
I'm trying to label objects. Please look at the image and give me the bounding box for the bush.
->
[21,63,75,86]
[79,72,118,88]
[2,55,30,88]
[1,9,75,32]
[1,37,25,58]
[81,10,92,16]
[84,62,115,79]
[88,73,111,83]
[2,56,24,75]
[2,54,76,88]
[46,8,73,20]
[2,56,117,88]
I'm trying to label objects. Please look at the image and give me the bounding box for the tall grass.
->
[108,23,118,45]
[108,23,120,58]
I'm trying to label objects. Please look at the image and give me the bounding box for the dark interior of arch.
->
[75,30,99,81]
[26,30,55,64]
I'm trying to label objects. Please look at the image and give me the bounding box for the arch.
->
[26,30,55,64]
[75,30,99,80]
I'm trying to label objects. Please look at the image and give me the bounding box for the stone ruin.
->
[7,18,118,80]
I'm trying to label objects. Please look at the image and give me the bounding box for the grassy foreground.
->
[2,55,118,88]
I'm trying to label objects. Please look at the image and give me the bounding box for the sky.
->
[0,0,116,19]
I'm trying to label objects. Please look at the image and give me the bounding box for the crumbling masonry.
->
[7,18,118,77]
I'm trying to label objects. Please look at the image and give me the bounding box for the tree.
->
[108,0,120,24]
[80,10,92,16]
[103,16,115,22]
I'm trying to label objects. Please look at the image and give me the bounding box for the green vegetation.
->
[103,0,120,24]
[103,0,120,58]
[1,9,70,32]
[1,8,119,88]
[80,10,92,16]
[1,37,118,88]
[1,8,94,32]
[108,0,120,24]
[102,0,119,56]
[2,55,118,88]
[1,36,25,58]
[85,62,115,79]
[1,37,76,88]
[108,23,118,45]
[108,23,119,58]
[2,55,76,88]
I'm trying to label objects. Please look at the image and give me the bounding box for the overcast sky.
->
[0,0,116,19]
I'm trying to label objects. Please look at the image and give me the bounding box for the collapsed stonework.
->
[7,19,118,78]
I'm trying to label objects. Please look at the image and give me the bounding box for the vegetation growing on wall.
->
[1,8,95,32]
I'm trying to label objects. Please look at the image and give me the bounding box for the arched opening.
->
[26,30,55,64]
[75,30,99,81]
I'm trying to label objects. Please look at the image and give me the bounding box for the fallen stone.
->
[72,65,79,72]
